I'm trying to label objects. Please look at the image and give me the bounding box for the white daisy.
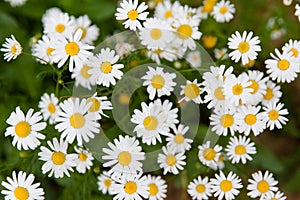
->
[261,191,287,200]
[85,92,113,119]
[265,48,300,83]
[146,45,182,64]
[180,79,203,104]
[115,0,149,31]
[166,124,193,153]
[141,66,176,100]
[214,48,229,60]
[225,135,256,164]
[4,0,27,7]
[157,146,186,175]
[71,63,97,90]
[186,50,202,68]
[211,0,235,23]
[228,31,262,65]
[0,34,22,62]
[38,137,77,178]
[1,171,44,200]
[154,0,181,21]
[5,106,46,151]
[115,42,134,58]
[89,48,124,87]
[187,176,212,200]
[283,0,293,6]
[195,6,209,20]
[247,170,279,199]
[202,65,233,87]
[144,174,167,200]
[282,39,300,60]
[74,146,94,174]
[97,171,116,195]
[295,4,300,22]
[38,93,60,124]
[198,141,222,169]
[262,102,289,130]
[42,7,63,25]
[102,135,145,180]
[55,97,100,146]
[203,77,227,109]
[74,15,100,45]
[261,80,282,106]
[52,29,94,72]
[210,171,243,200]
[31,35,55,64]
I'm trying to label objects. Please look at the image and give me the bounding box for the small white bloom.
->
[74,15,100,45]
[166,124,193,153]
[187,176,212,200]
[38,93,60,124]
[97,171,116,195]
[144,174,167,200]
[180,79,203,104]
[211,0,235,23]
[31,35,55,64]
[74,146,94,174]
[262,102,289,130]
[261,80,282,106]
[0,35,22,62]
[198,141,222,169]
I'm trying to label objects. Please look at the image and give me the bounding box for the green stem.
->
[22,52,57,72]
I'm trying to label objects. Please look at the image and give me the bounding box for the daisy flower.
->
[38,93,60,124]
[31,35,55,64]
[1,171,44,200]
[154,0,181,21]
[203,77,227,109]
[211,0,235,23]
[247,170,279,199]
[115,42,134,58]
[97,171,116,195]
[110,172,148,200]
[146,45,182,64]
[225,135,256,164]
[262,102,289,130]
[0,34,22,62]
[282,39,300,60]
[196,6,209,20]
[141,66,176,100]
[166,124,193,153]
[102,135,145,179]
[43,11,74,37]
[71,63,97,90]
[4,0,27,7]
[283,0,293,6]
[38,137,77,178]
[210,171,243,200]
[144,174,167,200]
[5,106,47,151]
[74,146,94,174]
[157,146,186,175]
[265,48,300,83]
[202,65,233,87]
[186,50,202,68]
[52,29,94,72]
[187,176,212,200]
[261,191,287,200]
[213,47,228,60]
[180,79,203,104]
[245,70,268,105]
[198,141,222,169]
[55,97,100,146]
[115,0,149,31]
[228,31,262,65]
[42,7,63,25]
[261,80,282,106]
[74,15,99,45]
[89,48,124,87]
[85,92,113,119]
[295,4,300,22]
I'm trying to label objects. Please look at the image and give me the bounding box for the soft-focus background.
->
[0,0,300,199]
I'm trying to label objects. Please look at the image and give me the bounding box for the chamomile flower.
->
[115,0,149,31]
[262,102,289,130]
[38,137,77,178]
[295,4,300,22]
[198,141,222,169]
[85,93,113,119]
[146,45,182,64]
[261,191,287,200]
[74,15,99,45]
[43,11,74,37]
[31,35,55,64]
[282,39,300,60]
[203,77,227,109]
[228,31,261,65]
[214,48,229,60]
[71,63,97,90]
[4,0,27,7]
[202,65,233,87]
[42,7,63,25]
[180,79,203,104]
[265,48,300,83]
[52,29,94,72]
[102,135,145,179]
[154,0,181,21]
[245,70,268,105]
[38,93,60,124]
[166,124,193,153]
[144,175,167,200]
[55,97,100,146]
[210,171,243,200]
[141,66,176,100]
[261,80,282,106]
[186,50,202,68]
[247,170,279,198]
[196,6,209,20]
[1,171,44,200]
[97,171,116,195]
[5,106,46,151]
[0,35,22,62]
[212,0,235,23]
[187,176,212,200]
[225,135,256,164]
[157,146,186,175]
[74,146,94,174]
[89,48,124,87]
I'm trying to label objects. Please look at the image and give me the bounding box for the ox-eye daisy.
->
[154,0,181,21]
[261,80,282,106]
[261,191,287,200]
[186,50,202,68]
[145,175,167,200]
[180,79,203,104]
[214,48,229,60]
[74,146,94,174]
[202,65,233,87]
[43,11,74,37]
[282,39,300,60]
[198,141,222,169]
[211,0,235,23]
[166,124,193,153]
[74,15,100,45]
[31,35,55,64]
[97,171,116,195]
[203,77,227,109]
[85,92,113,120]
[262,102,289,130]
[38,93,60,124]
[0,34,22,62]
[71,63,97,90]
[5,106,46,151]
[187,176,212,200]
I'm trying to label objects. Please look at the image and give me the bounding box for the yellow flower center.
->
[235,145,246,155]
[244,114,256,125]
[104,179,112,188]
[70,113,85,128]
[174,134,184,144]
[232,84,243,95]
[238,42,250,53]
[48,103,56,114]
[46,47,55,56]
[65,42,79,56]
[219,6,228,14]
[86,98,100,112]
[220,114,234,128]
[124,181,137,194]
[248,80,259,94]
[154,48,163,55]
[143,116,158,130]
[257,180,270,193]
[196,184,206,193]
[214,87,225,100]
[55,24,65,33]
[264,88,273,100]
[15,121,31,138]
[203,2,215,13]
[220,180,232,192]
[269,110,279,120]
[118,93,130,105]
[150,28,162,40]
[148,183,159,196]
[203,148,216,161]
[118,151,131,166]
[177,24,193,40]
[244,59,255,67]
[166,154,177,166]
[77,27,87,40]
[14,186,29,200]
[79,152,88,161]
[164,10,173,18]
[184,83,200,99]
[151,75,165,89]
[277,59,290,70]
[271,198,277,200]
[101,62,112,74]
[289,48,298,57]
[127,10,138,20]
[202,35,217,48]
[80,65,92,78]
[52,152,66,165]
[11,45,17,54]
